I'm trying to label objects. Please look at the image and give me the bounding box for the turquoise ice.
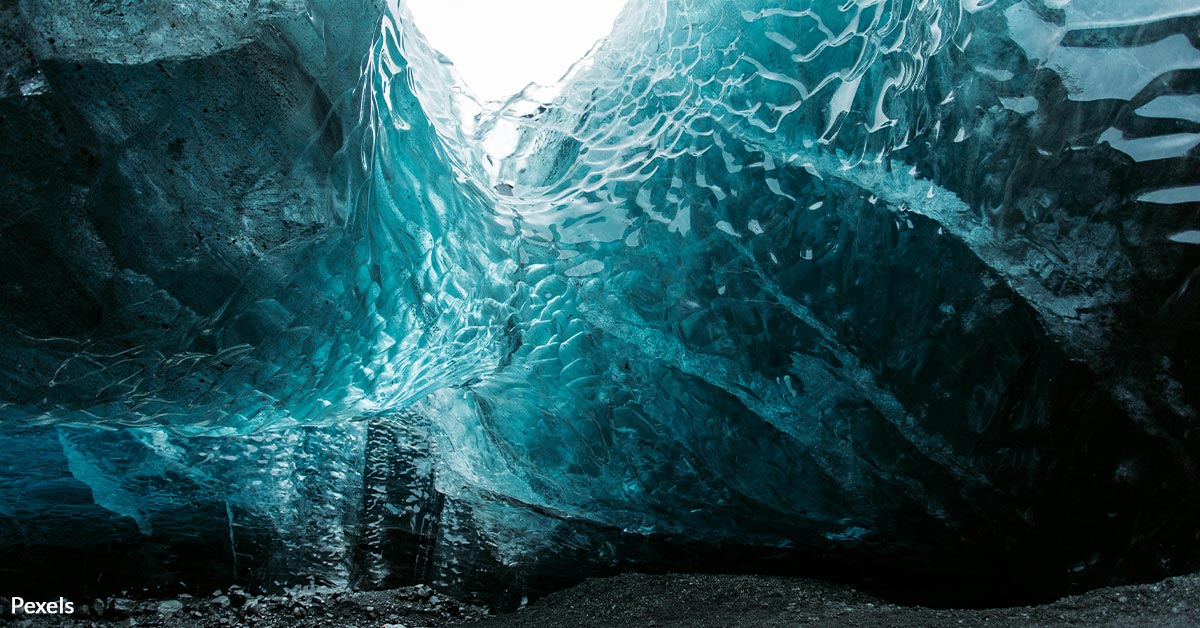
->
[0,0,1197,602]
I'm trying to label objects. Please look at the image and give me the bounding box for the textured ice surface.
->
[0,0,1198,604]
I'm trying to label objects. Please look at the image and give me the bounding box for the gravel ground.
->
[3,573,1198,627]
[465,573,1200,628]
[0,584,488,628]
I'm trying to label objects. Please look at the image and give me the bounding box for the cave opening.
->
[403,0,629,104]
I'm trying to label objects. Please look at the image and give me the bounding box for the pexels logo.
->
[9,597,75,615]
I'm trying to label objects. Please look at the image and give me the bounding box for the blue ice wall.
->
[0,0,1197,603]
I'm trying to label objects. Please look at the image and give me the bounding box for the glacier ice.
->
[0,0,1198,606]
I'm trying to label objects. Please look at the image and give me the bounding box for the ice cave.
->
[0,0,1199,625]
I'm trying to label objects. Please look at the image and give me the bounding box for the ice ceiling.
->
[0,0,1198,606]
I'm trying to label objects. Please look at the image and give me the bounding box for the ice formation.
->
[0,0,1198,606]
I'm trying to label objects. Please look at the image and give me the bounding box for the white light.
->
[405,0,628,103]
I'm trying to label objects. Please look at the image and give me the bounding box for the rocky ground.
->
[0,585,489,628]
[3,573,1199,627]
[464,573,1200,628]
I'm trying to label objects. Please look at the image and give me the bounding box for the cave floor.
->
[4,573,1198,627]
[466,573,1200,628]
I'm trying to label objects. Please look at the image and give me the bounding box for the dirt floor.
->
[3,572,1198,627]
[463,572,1200,628]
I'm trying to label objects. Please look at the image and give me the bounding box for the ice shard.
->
[0,0,1197,607]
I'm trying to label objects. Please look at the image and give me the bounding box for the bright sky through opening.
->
[405,0,628,102]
